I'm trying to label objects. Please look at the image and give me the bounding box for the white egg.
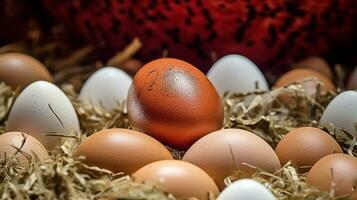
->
[79,67,132,111]
[320,90,357,137]
[217,179,276,200]
[207,54,269,96]
[6,81,80,149]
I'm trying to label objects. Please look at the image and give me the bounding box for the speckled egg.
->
[127,58,223,150]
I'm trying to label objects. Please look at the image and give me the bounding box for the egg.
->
[275,127,342,171]
[0,53,53,89]
[274,69,335,95]
[292,56,333,80]
[6,81,80,149]
[79,67,132,111]
[217,179,276,200]
[75,128,173,174]
[127,58,223,150]
[0,131,49,165]
[306,153,357,198]
[207,54,269,95]
[320,91,357,137]
[133,160,219,200]
[182,129,281,189]
[347,67,357,89]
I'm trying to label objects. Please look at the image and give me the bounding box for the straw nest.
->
[0,77,356,200]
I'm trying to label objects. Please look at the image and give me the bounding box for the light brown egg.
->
[75,128,173,174]
[275,127,342,172]
[307,153,357,198]
[182,129,281,189]
[0,131,49,165]
[274,69,335,95]
[127,58,223,150]
[347,67,357,90]
[133,160,219,200]
[293,56,333,80]
[0,53,52,89]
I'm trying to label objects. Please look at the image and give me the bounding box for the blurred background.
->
[0,0,356,87]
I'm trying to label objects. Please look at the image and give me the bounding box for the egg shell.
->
[133,160,219,200]
[79,67,132,111]
[0,131,49,165]
[217,179,276,200]
[182,129,281,189]
[75,128,173,174]
[127,58,223,150]
[292,56,333,80]
[307,153,357,197]
[0,53,53,89]
[347,67,357,89]
[274,68,335,95]
[207,54,269,95]
[6,81,80,149]
[275,127,342,171]
[319,91,357,137]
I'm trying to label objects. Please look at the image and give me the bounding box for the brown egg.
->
[0,53,53,89]
[133,160,219,199]
[0,131,49,165]
[274,69,335,95]
[293,56,333,80]
[347,67,357,90]
[275,127,342,172]
[127,58,223,150]
[120,58,143,75]
[75,128,173,174]
[307,153,357,198]
[182,129,281,189]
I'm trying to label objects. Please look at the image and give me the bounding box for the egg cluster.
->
[0,52,356,200]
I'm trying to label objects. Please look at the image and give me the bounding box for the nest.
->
[0,37,356,199]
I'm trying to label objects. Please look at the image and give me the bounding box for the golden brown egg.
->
[75,128,173,174]
[274,69,335,95]
[292,56,333,80]
[307,153,357,198]
[182,129,281,189]
[0,53,53,89]
[0,131,49,165]
[127,58,224,150]
[275,127,342,172]
[133,160,219,200]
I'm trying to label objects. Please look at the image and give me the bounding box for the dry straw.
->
[0,75,356,200]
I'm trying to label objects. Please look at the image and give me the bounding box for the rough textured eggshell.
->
[207,54,269,95]
[6,81,80,149]
[79,67,132,111]
[217,179,276,200]
[0,131,49,165]
[274,68,335,95]
[292,56,333,80]
[320,91,357,137]
[75,128,173,174]
[0,53,52,89]
[182,129,281,189]
[127,58,224,150]
[133,160,219,200]
[307,153,357,198]
[275,127,342,171]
